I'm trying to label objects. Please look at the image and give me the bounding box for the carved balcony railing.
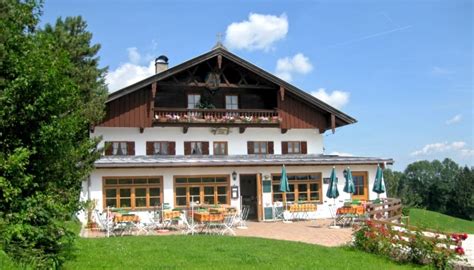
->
[153,108,281,126]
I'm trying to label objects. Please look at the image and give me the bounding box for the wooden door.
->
[351,171,369,201]
[256,173,263,221]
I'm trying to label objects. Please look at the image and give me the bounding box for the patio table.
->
[114,214,140,236]
[288,203,317,220]
[336,205,366,227]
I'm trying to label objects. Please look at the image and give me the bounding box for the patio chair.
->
[181,211,198,235]
[236,205,250,228]
[94,210,115,237]
[215,213,236,236]
[133,212,157,235]
[272,203,284,221]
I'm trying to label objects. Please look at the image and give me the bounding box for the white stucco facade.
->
[80,163,384,223]
[92,127,324,155]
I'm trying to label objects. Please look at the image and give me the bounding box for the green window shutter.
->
[262,180,272,193]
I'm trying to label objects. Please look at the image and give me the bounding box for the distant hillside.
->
[409,208,474,234]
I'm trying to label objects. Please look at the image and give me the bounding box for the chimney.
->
[155,55,169,74]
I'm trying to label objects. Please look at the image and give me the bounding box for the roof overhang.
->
[94,154,394,169]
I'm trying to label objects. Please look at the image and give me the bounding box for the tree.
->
[448,166,474,220]
[0,1,106,268]
[383,168,403,198]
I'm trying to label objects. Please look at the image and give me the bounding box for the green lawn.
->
[408,208,474,234]
[1,235,426,270]
[68,236,426,270]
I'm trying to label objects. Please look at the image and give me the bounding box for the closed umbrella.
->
[279,165,290,193]
[279,165,291,222]
[343,167,355,194]
[372,165,385,199]
[326,167,339,199]
[327,167,340,228]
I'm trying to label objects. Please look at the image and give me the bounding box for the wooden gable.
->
[97,47,356,133]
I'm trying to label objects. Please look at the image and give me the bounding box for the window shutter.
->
[146,142,154,155]
[202,141,209,155]
[168,142,176,155]
[281,142,288,155]
[268,142,274,154]
[127,142,135,155]
[184,142,191,155]
[247,142,254,154]
[104,142,113,156]
[301,141,307,154]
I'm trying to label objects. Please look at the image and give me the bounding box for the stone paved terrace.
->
[235,220,352,247]
[80,219,353,247]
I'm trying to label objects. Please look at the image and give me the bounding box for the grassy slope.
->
[409,208,474,234]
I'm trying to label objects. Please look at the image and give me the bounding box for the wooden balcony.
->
[153,108,281,128]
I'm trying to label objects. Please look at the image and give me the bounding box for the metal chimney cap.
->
[155,55,169,64]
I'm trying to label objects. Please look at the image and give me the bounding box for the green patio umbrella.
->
[343,167,355,194]
[279,165,291,222]
[372,165,385,198]
[326,167,339,199]
[279,165,290,193]
[326,167,340,228]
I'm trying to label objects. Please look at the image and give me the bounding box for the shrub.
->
[353,221,466,269]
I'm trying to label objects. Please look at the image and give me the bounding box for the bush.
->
[353,221,465,269]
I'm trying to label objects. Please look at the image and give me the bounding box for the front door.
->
[352,171,369,201]
[239,174,259,220]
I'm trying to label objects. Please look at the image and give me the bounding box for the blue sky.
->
[42,0,473,170]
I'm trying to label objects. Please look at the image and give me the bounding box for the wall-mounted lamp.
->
[232,171,237,181]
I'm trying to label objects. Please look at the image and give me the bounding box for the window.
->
[153,142,168,155]
[225,95,238,110]
[104,141,135,156]
[174,176,229,207]
[352,172,368,200]
[184,141,209,155]
[187,94,201,109]
[213,142,228,155]
[103,177,162,209]
[282,141,307,154]
[248,141,273,154]
[191,142,202,155]
[146,141,175,155]
[272,174,322,203]
[113,142,127,155]
[254,142,268,154]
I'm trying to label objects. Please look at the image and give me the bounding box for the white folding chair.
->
[94,210,115,237]
[181,211,198,235]
[219,214,236,236]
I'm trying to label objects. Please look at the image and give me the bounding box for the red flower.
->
[461,233,468,240]
[455,246,465,255]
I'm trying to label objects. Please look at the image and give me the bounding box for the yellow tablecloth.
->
[337,205,365,215]
[289,204,317,212]
[163,211,181,220]
[193,212,224,222]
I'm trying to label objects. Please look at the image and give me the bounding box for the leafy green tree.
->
[448,166,474,220]
[0,1,106,268]
[383,168,403,198]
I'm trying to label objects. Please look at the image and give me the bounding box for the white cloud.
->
[310,88,350,109]
[431,66,454,75]
[445,114,462,125]
[461,149,474,157]
[411,141,468,156]
[225,13,288,51]
[275,53,313,82]
[127,47,141,64]
[330,151,354,157]
[105,48,155,92]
